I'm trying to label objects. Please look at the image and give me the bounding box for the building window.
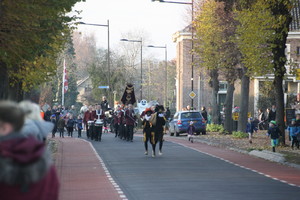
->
[219,82,228,91]
[297,47,300,55]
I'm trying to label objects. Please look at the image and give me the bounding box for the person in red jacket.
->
[0,100,59,200]
[83,105,96,139]
[125,104,136,142]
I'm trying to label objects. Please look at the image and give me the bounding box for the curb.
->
[170,135,300,169]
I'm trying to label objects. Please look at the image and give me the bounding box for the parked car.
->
[169,111,206,136]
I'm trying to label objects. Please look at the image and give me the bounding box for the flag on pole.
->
[63,59,68,93]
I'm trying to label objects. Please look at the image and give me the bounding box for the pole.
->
[165,45,168,107]
[140,38,143,100]
[191,0,194,109]
[62,59,65,106]
[107,20,111,104]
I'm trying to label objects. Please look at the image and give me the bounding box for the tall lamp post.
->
[120,38,143,101]
[152,0,194,109]
[147,45,168,107]
[78,21,111,99]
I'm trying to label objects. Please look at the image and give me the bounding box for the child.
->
[50,114,57,138]
[287,119,300,149]
[66,114,75,137]
[267,120,281,152]
[246,117,256,144]
[57,115,65,138]
[77,115,83,138]
[187,121,196,143]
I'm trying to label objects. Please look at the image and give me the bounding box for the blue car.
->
[169,111,206,136]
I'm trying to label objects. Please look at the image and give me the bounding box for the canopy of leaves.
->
[0,0,84,91]
[233,0,290,76]
[194,0,226,70]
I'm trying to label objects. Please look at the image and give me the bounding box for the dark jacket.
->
[100,100,109,112]
[268,126,281,139]
[0,134,59,200]
[154,112,166,132]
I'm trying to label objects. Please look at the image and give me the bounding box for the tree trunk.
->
[274,75,285,144]
[0,64,9,100]
[224,81,235,133]
[238,68,249,132]
[210,69,220,124]
[269,1,292,145]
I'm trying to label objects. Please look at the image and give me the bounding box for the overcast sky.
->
[72,0,191,60]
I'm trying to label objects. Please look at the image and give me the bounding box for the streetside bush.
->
[232,131,248,139]
[206,124,225,133]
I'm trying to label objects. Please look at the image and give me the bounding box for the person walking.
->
[113,106,120,137]
[151,105,166,157]
[267,120,281,152]
[66,114,75,137]
[257,109,266,130]
[287,119,300,149]
[94,104,105,141]
[118,105,126,140]
[83,105,96,139]
[57,115,65,138]
[50,114,57,138]
[0,101,59,200]
[187,121,196,143]
[77,115,83,138]
[125,104,136,142]
[142,108,155,155]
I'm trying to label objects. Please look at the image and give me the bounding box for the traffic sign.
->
[189,91,196,99]
[98,86,109,89]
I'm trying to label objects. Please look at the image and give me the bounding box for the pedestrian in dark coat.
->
[57,115,65,138]
[66,115,75,137]
[267,120,281,152]
[152,105,166,157]
[143,108,155,155]
[125,104,136,142]
[201,106,208,122]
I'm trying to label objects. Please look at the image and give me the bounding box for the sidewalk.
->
[52,137,126,200]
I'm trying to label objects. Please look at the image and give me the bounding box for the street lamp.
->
[147,45,168,107]
[78,21,111,95]
[152,0,195,109]
[120,38,143,101]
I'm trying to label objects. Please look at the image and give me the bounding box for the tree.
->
[194,0,239,128]
[234,0,292,143]
[0,0,83,100]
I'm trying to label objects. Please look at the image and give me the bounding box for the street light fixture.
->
[120,38,143,101]
[147,45,168,107]
[78,20,111,97]
[152,0,195,109]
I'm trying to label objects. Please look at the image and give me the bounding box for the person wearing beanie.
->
[287,119,300,149]
[267,120,281,152]
[187,121,196,143]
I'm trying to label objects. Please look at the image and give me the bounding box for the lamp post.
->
[78,20,111,96]
[147,45,168,107]
[152,0,194,109]
[120,38,143,101]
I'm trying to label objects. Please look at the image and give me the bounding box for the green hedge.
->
[232,131,248,138]
[206,124,225,133]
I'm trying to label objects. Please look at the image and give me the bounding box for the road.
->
[86,132,300,200]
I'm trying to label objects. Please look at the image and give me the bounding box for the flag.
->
[63,59,68,93]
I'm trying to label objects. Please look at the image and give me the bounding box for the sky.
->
[72,0,191,60]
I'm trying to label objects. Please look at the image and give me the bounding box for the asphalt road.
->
[87,132,300,200]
